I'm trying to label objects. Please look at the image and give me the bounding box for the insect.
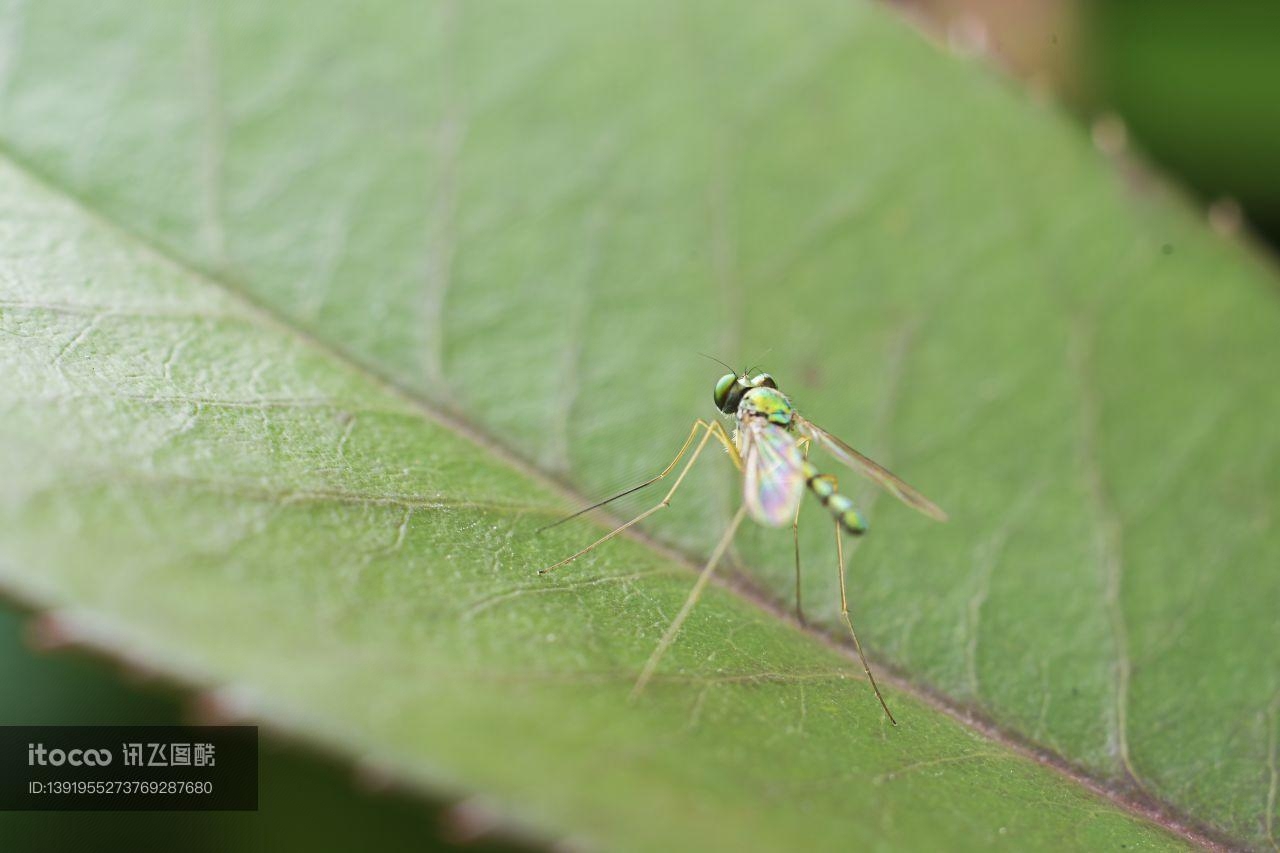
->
[540,363,946,724]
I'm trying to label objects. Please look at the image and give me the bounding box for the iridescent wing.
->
[740,418,805,527]
[794,415,948,521]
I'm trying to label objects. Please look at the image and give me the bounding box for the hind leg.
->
[833,520,896,725]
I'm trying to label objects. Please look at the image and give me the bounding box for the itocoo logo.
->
[27,743,112,766]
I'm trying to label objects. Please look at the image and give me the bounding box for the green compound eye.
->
[713,373,737,412]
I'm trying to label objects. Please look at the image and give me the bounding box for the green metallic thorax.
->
[734,384,866,534]
[737,386,794,427]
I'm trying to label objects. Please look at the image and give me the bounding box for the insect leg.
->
[539,418,716,532]
[834,520,897,726]
[792,438,811,625]
[538,419,720,575]
[630,504,748,700]
[697,417,742,471]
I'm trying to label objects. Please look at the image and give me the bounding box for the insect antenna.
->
[743,347,774,377]
[697,352,740,375]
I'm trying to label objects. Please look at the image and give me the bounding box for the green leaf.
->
[0,0,1275,849]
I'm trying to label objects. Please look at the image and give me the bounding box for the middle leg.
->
[630,504,748,700]
[791,437,811,625]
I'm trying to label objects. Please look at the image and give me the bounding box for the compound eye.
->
[713,373,736,411]
[751,373,777,389]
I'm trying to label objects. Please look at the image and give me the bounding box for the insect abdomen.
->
[802,461,867,535]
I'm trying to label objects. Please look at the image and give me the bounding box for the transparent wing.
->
[741,419,805,527]
[795,415,948,521]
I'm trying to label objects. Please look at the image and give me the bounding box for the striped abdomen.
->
[802,461,867,535]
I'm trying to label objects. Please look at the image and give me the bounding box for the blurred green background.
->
[0,608,529,852]
[902,0,1280,241]
[1085,1,1280,238]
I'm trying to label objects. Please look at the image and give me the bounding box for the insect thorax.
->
[737,386,794,426]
